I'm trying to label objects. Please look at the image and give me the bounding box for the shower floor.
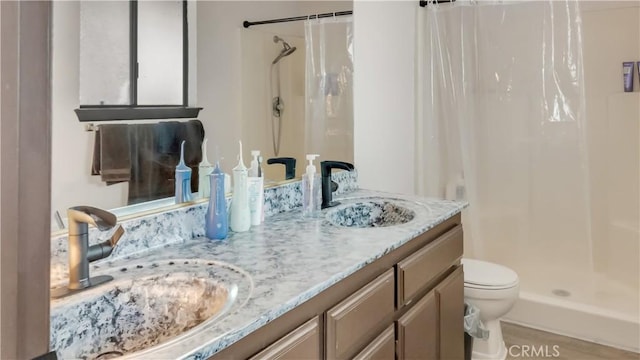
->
[499,258,640,353]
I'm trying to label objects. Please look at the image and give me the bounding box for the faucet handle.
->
[67,206,117,231]
[320,161,354,178]
[267,157,297,180]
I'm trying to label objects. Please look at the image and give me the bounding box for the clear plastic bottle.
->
[302,154,321,217]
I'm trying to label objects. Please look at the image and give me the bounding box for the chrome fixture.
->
[270,35,297,156]
[51,206,124,299]
[272,36,297,65]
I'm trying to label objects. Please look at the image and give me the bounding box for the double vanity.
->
[49,176,466,359]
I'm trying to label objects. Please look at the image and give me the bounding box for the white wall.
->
[353,0,417,194]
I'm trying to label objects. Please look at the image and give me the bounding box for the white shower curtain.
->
[304,16,354,163]
[416,1,592,272]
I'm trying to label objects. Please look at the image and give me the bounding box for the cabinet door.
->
[353,324,395,360]
[436,266,464,360]
[326,269,395,360]
[397,290,438,360]
[249,317,321,360]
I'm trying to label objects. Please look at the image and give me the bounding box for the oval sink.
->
[327,200,416,228]
[50,259,252,359]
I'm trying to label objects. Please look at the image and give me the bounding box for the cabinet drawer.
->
[249,317,320,360]
[397,225,463,307]
[326,268,395,360]
[352,324,395,360]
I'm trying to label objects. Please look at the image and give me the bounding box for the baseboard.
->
[503,291,640,353]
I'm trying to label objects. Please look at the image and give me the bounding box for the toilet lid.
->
[462,259,519,288]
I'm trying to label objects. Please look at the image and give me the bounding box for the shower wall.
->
[240,30,306,181]
[582,2,640,291]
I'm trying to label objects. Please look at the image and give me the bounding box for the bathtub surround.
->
[50,170,358,284]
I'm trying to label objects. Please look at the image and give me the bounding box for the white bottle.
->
[198,138,213,198]
[302,154,321,217]
[247,150,264,226]
[229,141,251,232]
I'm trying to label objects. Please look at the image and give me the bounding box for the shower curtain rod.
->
[419,0,456,7]
[243,10,353,28]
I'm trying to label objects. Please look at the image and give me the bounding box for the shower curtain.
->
[416,1,592,271]
[304,16,354,163]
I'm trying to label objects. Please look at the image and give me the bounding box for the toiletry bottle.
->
[198,138,213,198]
[175,140,193,204]
[229,141,251,232]
[302,154,321,217]
[205,161,228,240]
[247,150,264,226]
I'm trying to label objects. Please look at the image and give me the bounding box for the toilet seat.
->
[462,259,519,290]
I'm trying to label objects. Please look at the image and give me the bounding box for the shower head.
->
[272,36,297,65]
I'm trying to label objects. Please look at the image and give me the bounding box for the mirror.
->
[51,1,354,232]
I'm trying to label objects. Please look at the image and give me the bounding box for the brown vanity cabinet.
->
[325,269,395,360]
[210,214,463,360]
[353,325,396,360]
[249,317,321,360]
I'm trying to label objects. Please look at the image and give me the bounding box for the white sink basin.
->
[50,259,252,359]
[327,199,416,228]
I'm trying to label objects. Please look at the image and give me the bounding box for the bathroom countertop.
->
[54,190,466,359]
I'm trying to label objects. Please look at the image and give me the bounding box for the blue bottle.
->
[205,161,228,239]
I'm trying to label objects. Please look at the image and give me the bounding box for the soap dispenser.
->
[247,150,264,226]
[198,139,213,198]
[175,140,193,204]
[229,141,251,232]
[205,160,228,240]
[302,154,321,217]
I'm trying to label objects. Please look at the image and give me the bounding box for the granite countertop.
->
[52,189,466,359]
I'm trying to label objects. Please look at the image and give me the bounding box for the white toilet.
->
[462,259,520,360]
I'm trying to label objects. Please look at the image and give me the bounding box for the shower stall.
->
[416,0,639,352]
[241,10,354,181]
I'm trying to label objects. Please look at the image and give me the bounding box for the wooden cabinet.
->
[437,267,465,360]
[397,225,463,307]
[353,325,395,360]
[396,267,465,360]
[325,269,395,360]
[212,214,463,360]
[249,317,321,360]
[397,290,438,360]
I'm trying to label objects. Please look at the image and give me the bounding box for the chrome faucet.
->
[51,206,124,299]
